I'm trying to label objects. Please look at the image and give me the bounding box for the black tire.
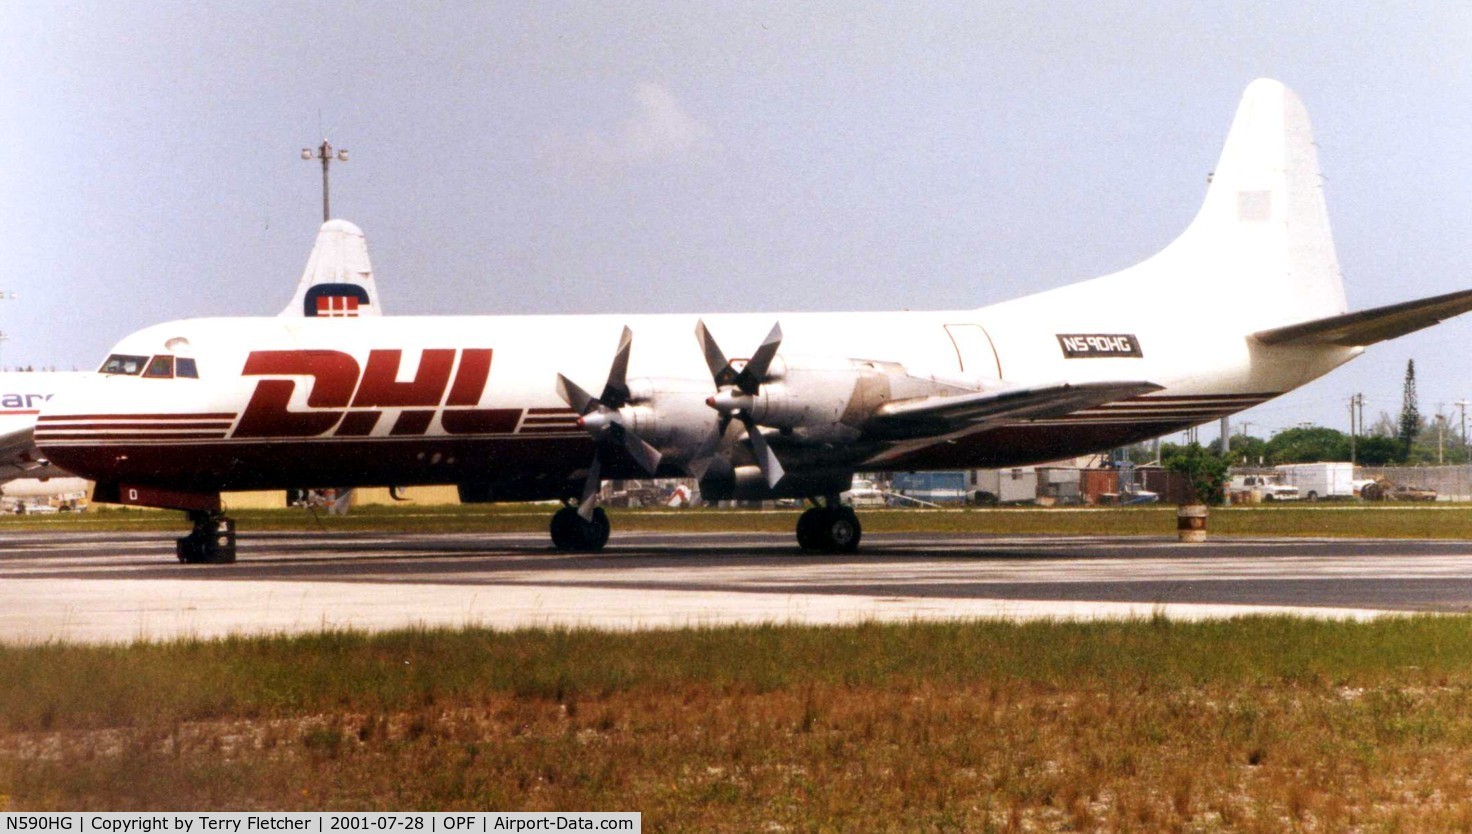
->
[176,514,236,564]
[796,506,863,553]
[796,508,823,551]
[586,507,611,550]
[550,506,610,552]
[176,534,202,564]
[823,507,862,554]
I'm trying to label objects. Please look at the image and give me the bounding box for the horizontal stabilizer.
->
[869,380,1164,439]
[1252,288,1472,348]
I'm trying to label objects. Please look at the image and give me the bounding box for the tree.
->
[1210,434,1269,466]
[1265,426,1350,464]
[1399,359,1421,459]
[1368,410,1398,438]
[1356,435,1404,466]
[1164,442,1230,505]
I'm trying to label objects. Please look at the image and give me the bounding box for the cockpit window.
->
[99,353,198,378]
[143,355,175,378]
[99,354,150,375]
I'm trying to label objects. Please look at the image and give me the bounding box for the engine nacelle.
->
[698,464,853,502]
[613,378,720,464]
[709,356,968,433]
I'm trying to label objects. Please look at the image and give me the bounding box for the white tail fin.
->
[1083,80,1348,333]
[278,219,384,318]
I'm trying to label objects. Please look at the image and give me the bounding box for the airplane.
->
[0,371,91,481]
[34,79,1472,563]
[0,218,384,491]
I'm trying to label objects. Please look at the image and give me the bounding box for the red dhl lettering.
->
[233,348,520,438]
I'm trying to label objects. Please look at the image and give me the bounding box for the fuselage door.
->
[943,324,1002,379]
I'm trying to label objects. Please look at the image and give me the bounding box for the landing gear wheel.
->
[550,506,611,552]
[796,507,824,551]
[176,511,236,564]
[796,505,862,554]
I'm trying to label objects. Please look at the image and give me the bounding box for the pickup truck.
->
[1230,474,1300,502]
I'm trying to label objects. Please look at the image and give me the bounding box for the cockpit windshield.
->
[143,356,174,378]
[99,353,200,378]
[99,354,150,375]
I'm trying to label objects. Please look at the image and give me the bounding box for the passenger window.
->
[99,354,150,375]
[143,356,175,378]
[176,357,199,378]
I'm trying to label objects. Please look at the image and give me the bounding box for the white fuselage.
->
[34,303,1357,505]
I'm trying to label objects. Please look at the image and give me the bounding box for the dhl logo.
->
[235,348,527,438]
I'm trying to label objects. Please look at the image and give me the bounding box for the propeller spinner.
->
[692,319,786,487]
[555,327,663,519]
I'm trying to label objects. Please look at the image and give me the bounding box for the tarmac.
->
[4,529,1472,643]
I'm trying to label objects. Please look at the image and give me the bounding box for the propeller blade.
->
[739,413,785,487]
[735,322,782,394]
[556,373,598,416]
[687,415,735,480]
[612,424,663,474]
[694,319,737,387]
[577,453,603,521]
[600,326,634,408]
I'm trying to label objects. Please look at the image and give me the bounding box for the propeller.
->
[692,320,786,487]
[555,327,662,519]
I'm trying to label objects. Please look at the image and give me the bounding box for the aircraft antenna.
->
[300,139,349,222]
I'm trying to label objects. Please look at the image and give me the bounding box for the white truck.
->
[1229,473,1300,502]
[1273,462,1358,501]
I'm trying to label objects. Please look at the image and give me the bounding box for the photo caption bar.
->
[0,814,639,834]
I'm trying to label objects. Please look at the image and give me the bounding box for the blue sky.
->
[2,2,1468,439]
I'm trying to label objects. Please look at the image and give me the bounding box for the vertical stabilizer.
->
[278,220,384,318]
[1089,80,1348,334]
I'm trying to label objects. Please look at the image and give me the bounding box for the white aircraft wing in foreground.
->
[36,79,1472,562]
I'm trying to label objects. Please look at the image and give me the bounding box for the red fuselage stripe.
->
[37,413,239,422]
[35,432,230,441]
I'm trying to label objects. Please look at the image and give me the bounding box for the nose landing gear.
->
[796,498,862,553]
[177,510,237,564]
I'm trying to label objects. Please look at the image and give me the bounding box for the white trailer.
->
[1273,462,1357,501]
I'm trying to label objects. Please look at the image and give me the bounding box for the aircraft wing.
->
[0,426,50,482]
[1252,288,1472,348]
[867,380,1165,440]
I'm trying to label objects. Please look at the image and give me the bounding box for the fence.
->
[1358,466,1472,501]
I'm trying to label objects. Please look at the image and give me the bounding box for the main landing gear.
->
[177,510,237,564]
[550,504,611,552]
[545,498,863,554]
[796,498,862,553]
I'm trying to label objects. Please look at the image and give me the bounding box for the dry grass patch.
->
[4,619,1472,830]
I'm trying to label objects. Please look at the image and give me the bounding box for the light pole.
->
[301,139,348,222]
[1437,414,1447,465]
[1457,399,1470,459]
[0,331,10,370]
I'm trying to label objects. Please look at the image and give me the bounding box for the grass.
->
[7,502,1472,539]
[5,618,1472,830]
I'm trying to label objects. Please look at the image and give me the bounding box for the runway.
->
[4,529,1472,643]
